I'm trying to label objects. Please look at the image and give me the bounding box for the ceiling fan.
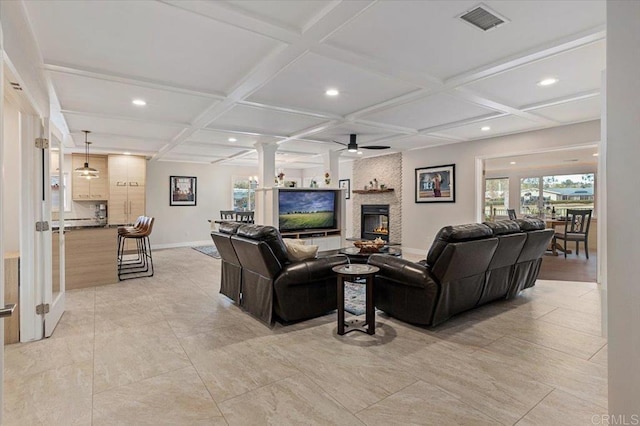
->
[332,134,390,153]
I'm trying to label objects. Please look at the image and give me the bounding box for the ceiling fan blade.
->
[361,145,391,150]
[332,140,347,147]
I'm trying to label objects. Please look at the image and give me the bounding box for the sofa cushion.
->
[516,218,546,231]
[427,223,493,266]
[218,222,243,235]
[283,239,319,262]
[236,224,290,265]
[483,220,522,236]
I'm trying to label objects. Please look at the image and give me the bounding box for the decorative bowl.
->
[353,240,385,253]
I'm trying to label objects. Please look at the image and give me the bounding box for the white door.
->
[45,125,65,337]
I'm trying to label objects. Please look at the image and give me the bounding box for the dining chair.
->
[220,210,235,220]
[507,209,517,220]
[552,209,592,258]
[235,211,254,223]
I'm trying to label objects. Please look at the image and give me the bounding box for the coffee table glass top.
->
[339,246,401,257]
[332,264,379,275]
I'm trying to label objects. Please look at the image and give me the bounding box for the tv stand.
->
[280,229,341,239]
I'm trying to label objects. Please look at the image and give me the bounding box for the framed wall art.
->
[170,176,197,206]
[339,178,351,199]
[415,164,455,203]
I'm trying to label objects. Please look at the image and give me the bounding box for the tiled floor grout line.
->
[91,288,96,426]
[513,387,556,425]
[588,342,608,362]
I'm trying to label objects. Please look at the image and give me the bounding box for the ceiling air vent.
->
[459,4,508,32]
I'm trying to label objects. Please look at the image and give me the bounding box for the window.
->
[484,177,509,219]
[520,177,541,215]
[519,173,595,218]
[232,176,257,211]
[542,173,595,217]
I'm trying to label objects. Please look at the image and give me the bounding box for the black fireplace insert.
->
[361,204,389,242]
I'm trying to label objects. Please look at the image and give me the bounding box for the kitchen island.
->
[53,219,119,290]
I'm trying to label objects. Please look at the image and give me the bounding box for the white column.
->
[255,142,278,189]
[322,150,341,188]
[607,0,640,416]
[254,142,278,225]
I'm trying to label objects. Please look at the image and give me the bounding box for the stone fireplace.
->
[352,153,402,244]
[361,205,390,242]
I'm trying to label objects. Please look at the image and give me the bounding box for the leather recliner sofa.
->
[212,224,347,324]
[210,222,244,303]
[368,218,553,326]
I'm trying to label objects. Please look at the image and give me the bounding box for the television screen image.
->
[278,190,336,231]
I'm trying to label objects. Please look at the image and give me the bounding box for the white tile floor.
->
[3,248,607,425]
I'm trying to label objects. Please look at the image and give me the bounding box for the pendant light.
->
[75,130,99,179]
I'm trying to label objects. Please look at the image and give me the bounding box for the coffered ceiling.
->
[21,0,605,168]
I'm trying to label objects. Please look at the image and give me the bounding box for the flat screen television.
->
[278,190,337,231]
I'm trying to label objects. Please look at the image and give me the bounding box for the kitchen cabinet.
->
[108,155,146,225]
[72,154,108,200]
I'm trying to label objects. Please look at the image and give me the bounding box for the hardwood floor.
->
[539,250,597,282]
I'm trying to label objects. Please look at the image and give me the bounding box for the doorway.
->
[482,145,599,283]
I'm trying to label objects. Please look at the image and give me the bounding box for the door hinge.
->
[35,138,49,149]
[36,221,50,232]
[36,303,50,315]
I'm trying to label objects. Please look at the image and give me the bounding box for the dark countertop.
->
[51,219,119,231]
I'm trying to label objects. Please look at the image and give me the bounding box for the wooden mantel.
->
[352,188,395,194]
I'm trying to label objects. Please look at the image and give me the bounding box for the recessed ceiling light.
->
[593,153,599,157]
[510,161,516,165]
[123,152,131,155]
[481,126,491,131]
[537,78,558,87]
[228,137,237,142]
[132,99,147,106]
[325,89,339,96]
[357,151,363,155]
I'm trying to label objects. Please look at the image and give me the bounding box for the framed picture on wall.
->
[170,176,197,206]
[415,164,455,203]
[339,179,351,199]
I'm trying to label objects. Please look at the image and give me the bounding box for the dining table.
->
[545,218,572,256]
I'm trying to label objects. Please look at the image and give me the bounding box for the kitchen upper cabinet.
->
[108,155,146,225]
[72,154,108,200]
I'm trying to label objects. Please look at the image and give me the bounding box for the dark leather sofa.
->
[368,218,553,326]
[211,224,347,324]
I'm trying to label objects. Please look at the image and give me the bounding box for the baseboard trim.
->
[152,240,212,250]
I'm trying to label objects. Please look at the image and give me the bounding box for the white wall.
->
[401,120,600,253]
[146,161,257,248]
[606,0,640,416]
[2,97,20,252]
[339,160,354,238]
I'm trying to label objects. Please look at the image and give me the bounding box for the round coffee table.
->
[332,264,380,336]
[338,246,402,264]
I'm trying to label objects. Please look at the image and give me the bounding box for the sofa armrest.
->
[277,255,348,286]
[368,254,436,289]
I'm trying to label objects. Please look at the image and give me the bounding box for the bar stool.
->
[118,216,155,280]
[117,216,145,263]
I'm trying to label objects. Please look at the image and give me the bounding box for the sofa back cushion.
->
[483,220,522,236]
[516,217,546,231]
[218,222,243,235]
[231,236,283,279]
[427,223,493,266]
[236,224,289,265]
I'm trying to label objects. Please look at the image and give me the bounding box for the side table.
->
[332,264,380,335]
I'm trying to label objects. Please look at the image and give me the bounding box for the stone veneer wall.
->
[352,153,402,244]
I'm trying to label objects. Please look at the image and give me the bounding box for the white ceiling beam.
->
[237,100,343,121]
[44,63,225,100]
[444,25,606,88]
[521,89,600,112]
[158,0,300,44]
[152,0,376,161]
[312,43,440,89]
[350,119,417,135]
[61,109,189,128]
[451,88,559,125]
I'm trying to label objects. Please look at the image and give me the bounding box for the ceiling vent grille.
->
[459,4,508,32]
